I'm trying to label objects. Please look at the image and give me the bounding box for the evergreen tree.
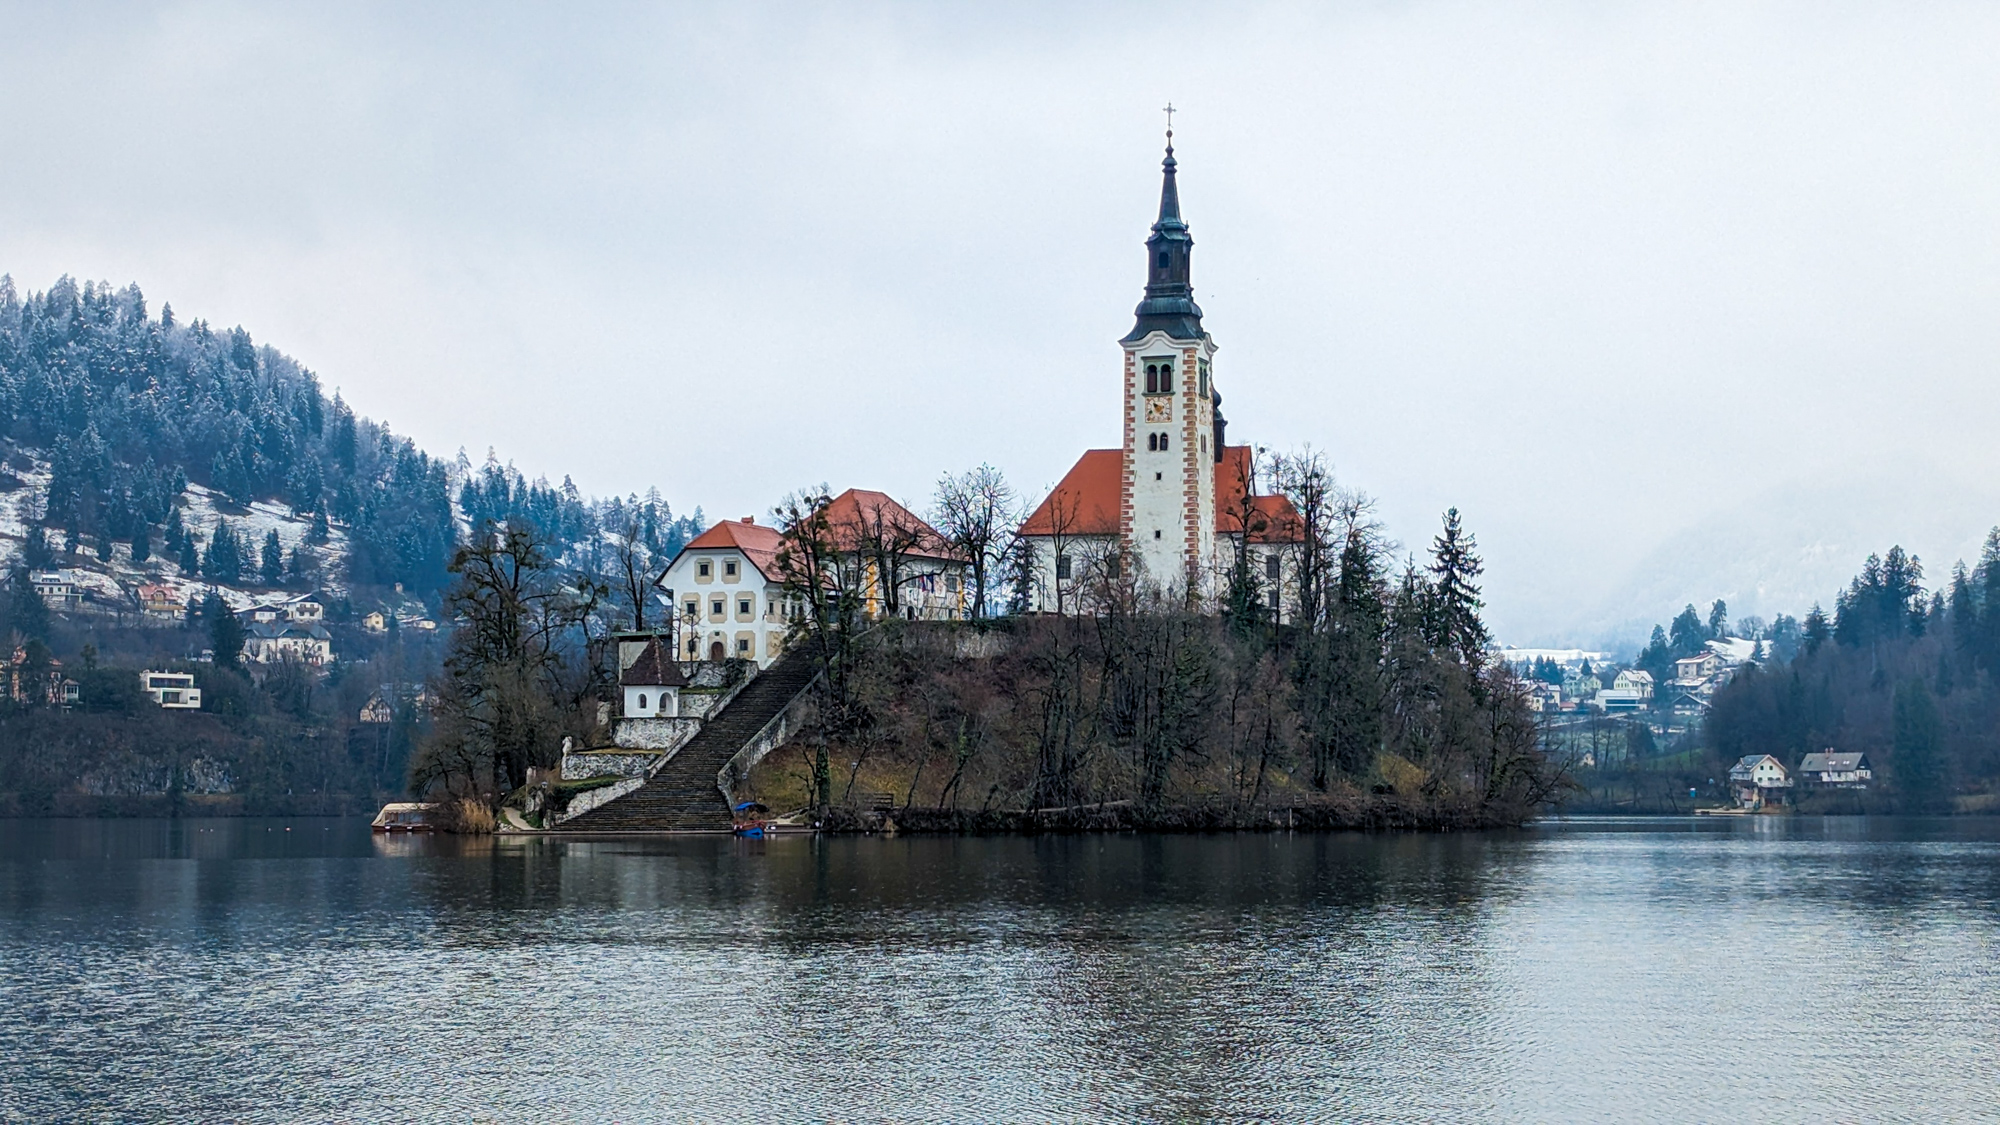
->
[1978,528,2000,670]
[1426,507,1488,667]
[330,394,357,472]
[1669,604,1707,657]
[1325,518,1388,776]
[1708,599,1728,639]
[162,506,185,555]
[178,533,201,575]
[5,566,52,641]
[204,520,241,582]
[288,545,314,584]
[21,526,52,570]
[205,591,246,668]
[1802,604,1831,655]
[260,529,284,586]
[1892,678,1949,813]
[1638,625,1674,684]
[131,524,152,564]
[1765,614,1804,663]
[307,505,330,545]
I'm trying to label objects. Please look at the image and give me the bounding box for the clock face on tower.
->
[1145,398,1172,423]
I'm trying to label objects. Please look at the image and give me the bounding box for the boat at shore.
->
[371,802,441,832]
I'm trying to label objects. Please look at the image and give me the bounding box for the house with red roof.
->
[652,490,968,666]
[1018,131,1304,615]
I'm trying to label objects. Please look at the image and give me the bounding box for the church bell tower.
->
[1119,117,1219,594]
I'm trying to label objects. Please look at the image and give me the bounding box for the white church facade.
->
[1020,131,1305,614]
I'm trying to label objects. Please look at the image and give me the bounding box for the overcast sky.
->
[6,2,2000,646]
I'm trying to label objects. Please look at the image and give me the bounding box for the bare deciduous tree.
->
[410,523,608,800]
[932,464,1020,620]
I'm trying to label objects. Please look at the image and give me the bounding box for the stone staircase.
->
[559,650,819,832]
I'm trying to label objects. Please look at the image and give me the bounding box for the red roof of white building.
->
[1020,450,1123,536]
[821,489,961,561]
[679,517,786,578]
[665,489,962,583]
[1020,446,1304,543]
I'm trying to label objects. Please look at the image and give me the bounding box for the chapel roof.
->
[620,636,688,688]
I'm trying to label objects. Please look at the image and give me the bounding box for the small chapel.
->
[1019,125,1304,615]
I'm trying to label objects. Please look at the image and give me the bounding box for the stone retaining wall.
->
[561,750,666,781]
[610,716,704,754]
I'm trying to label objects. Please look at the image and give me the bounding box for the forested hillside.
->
[1707,538,2000,811]
[0,273,707,815]
[0,274,701,608]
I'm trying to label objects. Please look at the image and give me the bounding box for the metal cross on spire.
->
[1162,102,1176,144]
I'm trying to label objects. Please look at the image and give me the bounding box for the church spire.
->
[1157,131,1181,223]
[1124,110,1204,343]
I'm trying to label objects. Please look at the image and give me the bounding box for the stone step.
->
[559,650,818,832]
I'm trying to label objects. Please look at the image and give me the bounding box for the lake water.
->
[2,817,1996,1123]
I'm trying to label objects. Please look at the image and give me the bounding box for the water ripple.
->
[1,817,1997,1122]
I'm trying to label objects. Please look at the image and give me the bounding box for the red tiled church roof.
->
[1020,450,1123,536]
[1019,446,1303,543]
[1214,446,1305,543]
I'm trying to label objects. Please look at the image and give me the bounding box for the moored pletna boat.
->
[372,802,441,832]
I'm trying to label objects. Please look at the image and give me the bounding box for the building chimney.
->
[742,516,755,524]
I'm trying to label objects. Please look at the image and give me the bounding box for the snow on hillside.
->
[0,446,357,616]
[0,451,50,545]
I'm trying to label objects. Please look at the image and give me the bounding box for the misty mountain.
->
[1539,471,2000,654]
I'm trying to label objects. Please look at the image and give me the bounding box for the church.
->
[1019,129,1304,614]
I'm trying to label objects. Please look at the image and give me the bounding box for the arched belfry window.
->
[1144,359,1173,395]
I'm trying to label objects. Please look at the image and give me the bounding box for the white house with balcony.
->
[140,670,201,709]
[30,571,78,609]
[1729,754,1791,809]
